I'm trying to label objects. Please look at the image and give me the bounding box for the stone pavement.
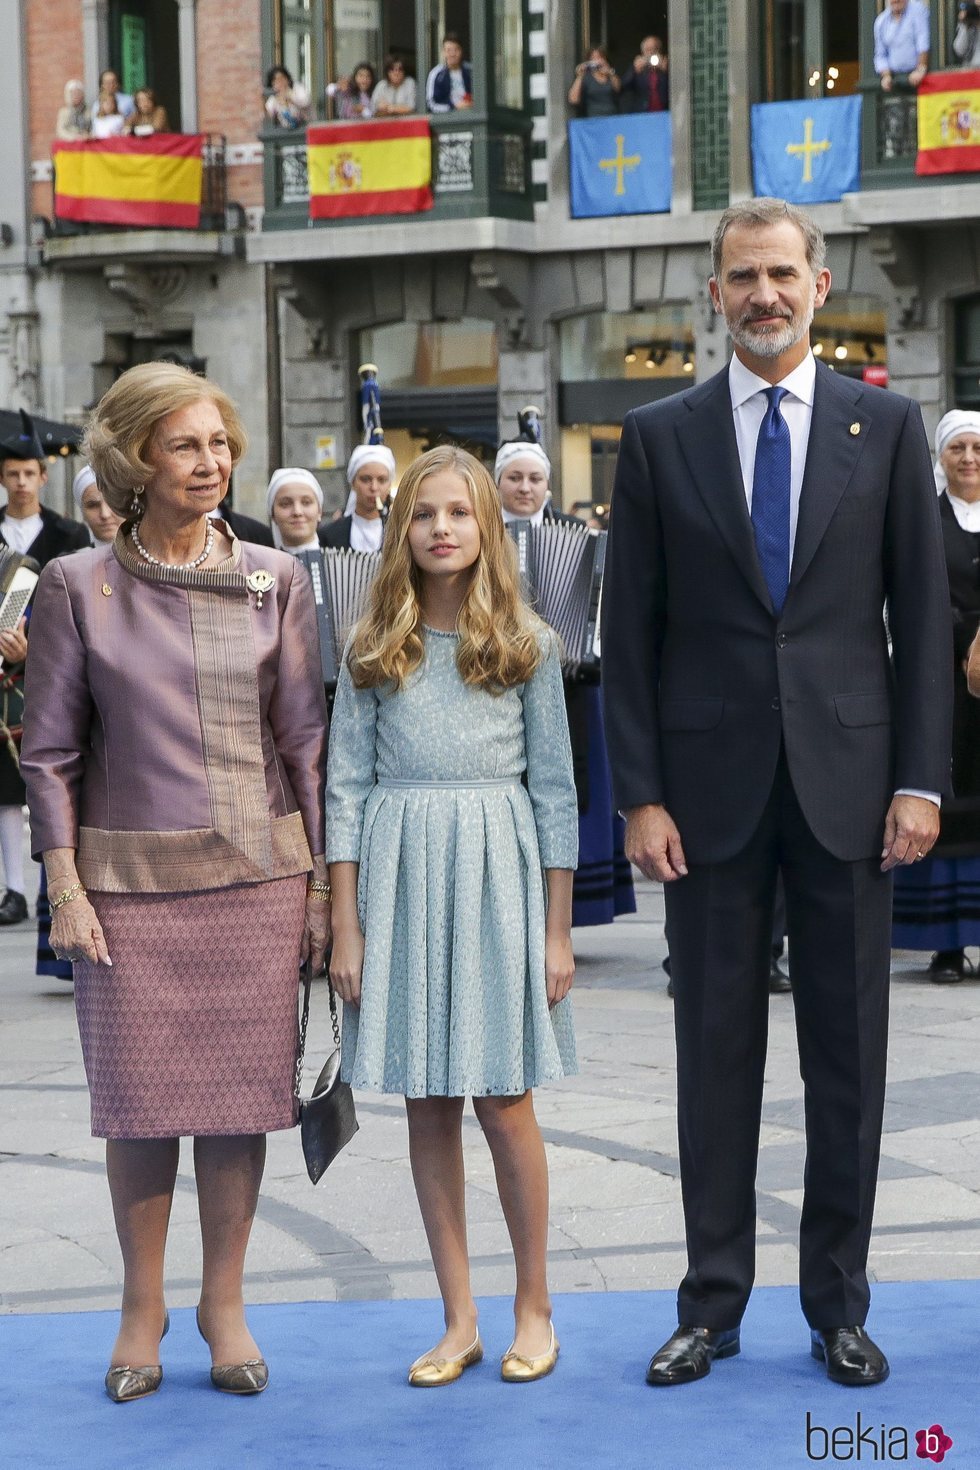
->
[2,848,980,1322]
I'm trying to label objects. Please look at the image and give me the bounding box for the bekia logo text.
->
[806,1413,953,1462]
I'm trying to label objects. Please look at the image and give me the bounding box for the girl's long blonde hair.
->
[348,444,544,692]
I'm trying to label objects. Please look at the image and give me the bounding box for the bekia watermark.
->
[805,1412,953,1462]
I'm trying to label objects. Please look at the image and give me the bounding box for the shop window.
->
[358,319,498,388]
[560,308,694,384]
[811,294,886,383]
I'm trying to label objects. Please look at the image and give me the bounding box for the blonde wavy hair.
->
[348,444,544,692]
[84,361,248,517]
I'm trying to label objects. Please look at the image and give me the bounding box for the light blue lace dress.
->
[325,627,579,1097]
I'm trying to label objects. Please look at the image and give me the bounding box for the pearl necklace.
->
[131,519,215,571]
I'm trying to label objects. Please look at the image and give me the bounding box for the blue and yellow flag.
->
[751,96,861,205]
[568,113,671,219]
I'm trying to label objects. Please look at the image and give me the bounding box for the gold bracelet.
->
[50,883,87,911]
[307,879,332,900]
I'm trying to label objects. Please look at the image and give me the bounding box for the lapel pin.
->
[101,583,113,597]
[849,422,861,436]
[246,568,276,609]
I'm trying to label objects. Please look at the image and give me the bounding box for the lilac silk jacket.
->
[21,526,327,893]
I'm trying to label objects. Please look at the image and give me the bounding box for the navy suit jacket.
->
[601,361,953,863]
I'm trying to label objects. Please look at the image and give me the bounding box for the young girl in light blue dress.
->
[326,444,578,1387]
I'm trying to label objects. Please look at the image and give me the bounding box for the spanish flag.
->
[916,70,980,176]
[307,119,433,219]
[52,135,205,228]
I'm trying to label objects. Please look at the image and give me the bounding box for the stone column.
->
[82,0,109,98]
[178,0,198,133]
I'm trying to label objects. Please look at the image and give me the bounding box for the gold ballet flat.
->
[500,1324,559,1383]
[408,1335,483,1387]
[104,1310,169,1402]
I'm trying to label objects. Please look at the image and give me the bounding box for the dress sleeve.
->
[324,643,379,862]
[20,558,93,858]
[522,632,579,869]
[267,557,329,855]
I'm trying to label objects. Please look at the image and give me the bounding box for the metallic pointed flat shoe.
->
[408,1335,483,1387]
[104,1310,170,1402]
[501,1324,559,1383]
[210,1360,269,1395]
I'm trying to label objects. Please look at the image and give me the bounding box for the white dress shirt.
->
[728,350,939,809]
[1,513,43,554]
[501,504,546,527]
[729,349,815,556]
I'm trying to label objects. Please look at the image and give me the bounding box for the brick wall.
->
[26,0,85,218]
[196,0,264,208]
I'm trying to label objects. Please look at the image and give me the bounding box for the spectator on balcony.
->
[56,80,91,141]
[873,0,930,91]
[91,69,133,124]
[264,64,311,129]
[373,55,417,116]
[92,90,126,140]
[619,35,670,113]
[123,88,170,136]
[954,4,980,67]
[426,34,473,112]
[568,46,621,118]
[327,64,377,120]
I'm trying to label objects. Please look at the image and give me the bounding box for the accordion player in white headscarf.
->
[321,444,396,551]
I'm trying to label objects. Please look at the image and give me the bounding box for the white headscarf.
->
[493,441,551,485]
[72,464,97,508]
[934,411,980,492]
[266,467,324,549]
[344,443,397,515]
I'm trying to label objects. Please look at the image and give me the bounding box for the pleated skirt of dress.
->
[74,875,306,1139]
[342,780,577,1098]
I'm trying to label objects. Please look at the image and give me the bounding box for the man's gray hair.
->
[711,198,827,280]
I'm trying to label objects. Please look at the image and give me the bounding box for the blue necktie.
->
[751,386,791,615]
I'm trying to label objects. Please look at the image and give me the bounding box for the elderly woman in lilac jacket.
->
[21,362,329,1403]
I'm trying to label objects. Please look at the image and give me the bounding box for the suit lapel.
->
[789,364,870,591]
[675,370,774,613]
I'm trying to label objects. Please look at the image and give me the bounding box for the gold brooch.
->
[246,568,276,609]
[849,422,861,436]
[101,583,113,597]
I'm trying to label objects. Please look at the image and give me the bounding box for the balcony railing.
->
[48,134,228,236]
[262,115,533,231]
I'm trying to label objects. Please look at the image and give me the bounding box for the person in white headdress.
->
[493,437,636,930]
[321,445,396,551]
[266,467,325,553]
[73,465,124,545]
[892,409,980,982]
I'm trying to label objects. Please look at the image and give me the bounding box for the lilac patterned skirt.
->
[74,877,306,1139]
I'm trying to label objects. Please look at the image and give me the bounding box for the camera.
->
[587,59,601,69]
[648,53,661,67]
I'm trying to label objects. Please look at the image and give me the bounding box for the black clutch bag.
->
[296,960,358,1184]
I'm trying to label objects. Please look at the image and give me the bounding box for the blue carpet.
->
[0,1282,976,1470]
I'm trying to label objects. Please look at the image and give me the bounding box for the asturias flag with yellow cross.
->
[307,119,433,219]
[751,96,861,205]
[53,135,205,228]
[568,113,671,218]
[916,69,980,175]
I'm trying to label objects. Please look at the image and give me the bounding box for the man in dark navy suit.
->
[602,199,951,1387]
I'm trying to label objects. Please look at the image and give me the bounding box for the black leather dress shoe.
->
[646,1325,740,1385]
[0,889,28,925]
[769,958,792,993]
[810,1327,889,1386]
[929,948,972,984]
[662,955,673,998]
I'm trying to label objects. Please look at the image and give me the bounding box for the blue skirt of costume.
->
[572,686,636,928]
[892,856,980,950]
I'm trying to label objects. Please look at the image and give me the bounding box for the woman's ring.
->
[915,850,925,860]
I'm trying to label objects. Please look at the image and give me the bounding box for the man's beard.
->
[728,297,815,360]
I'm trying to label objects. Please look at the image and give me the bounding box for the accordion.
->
[506,520,606,673]
[0,549,40,642]
[296,547,381,686]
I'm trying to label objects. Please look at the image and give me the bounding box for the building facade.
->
[4,0,980,521]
